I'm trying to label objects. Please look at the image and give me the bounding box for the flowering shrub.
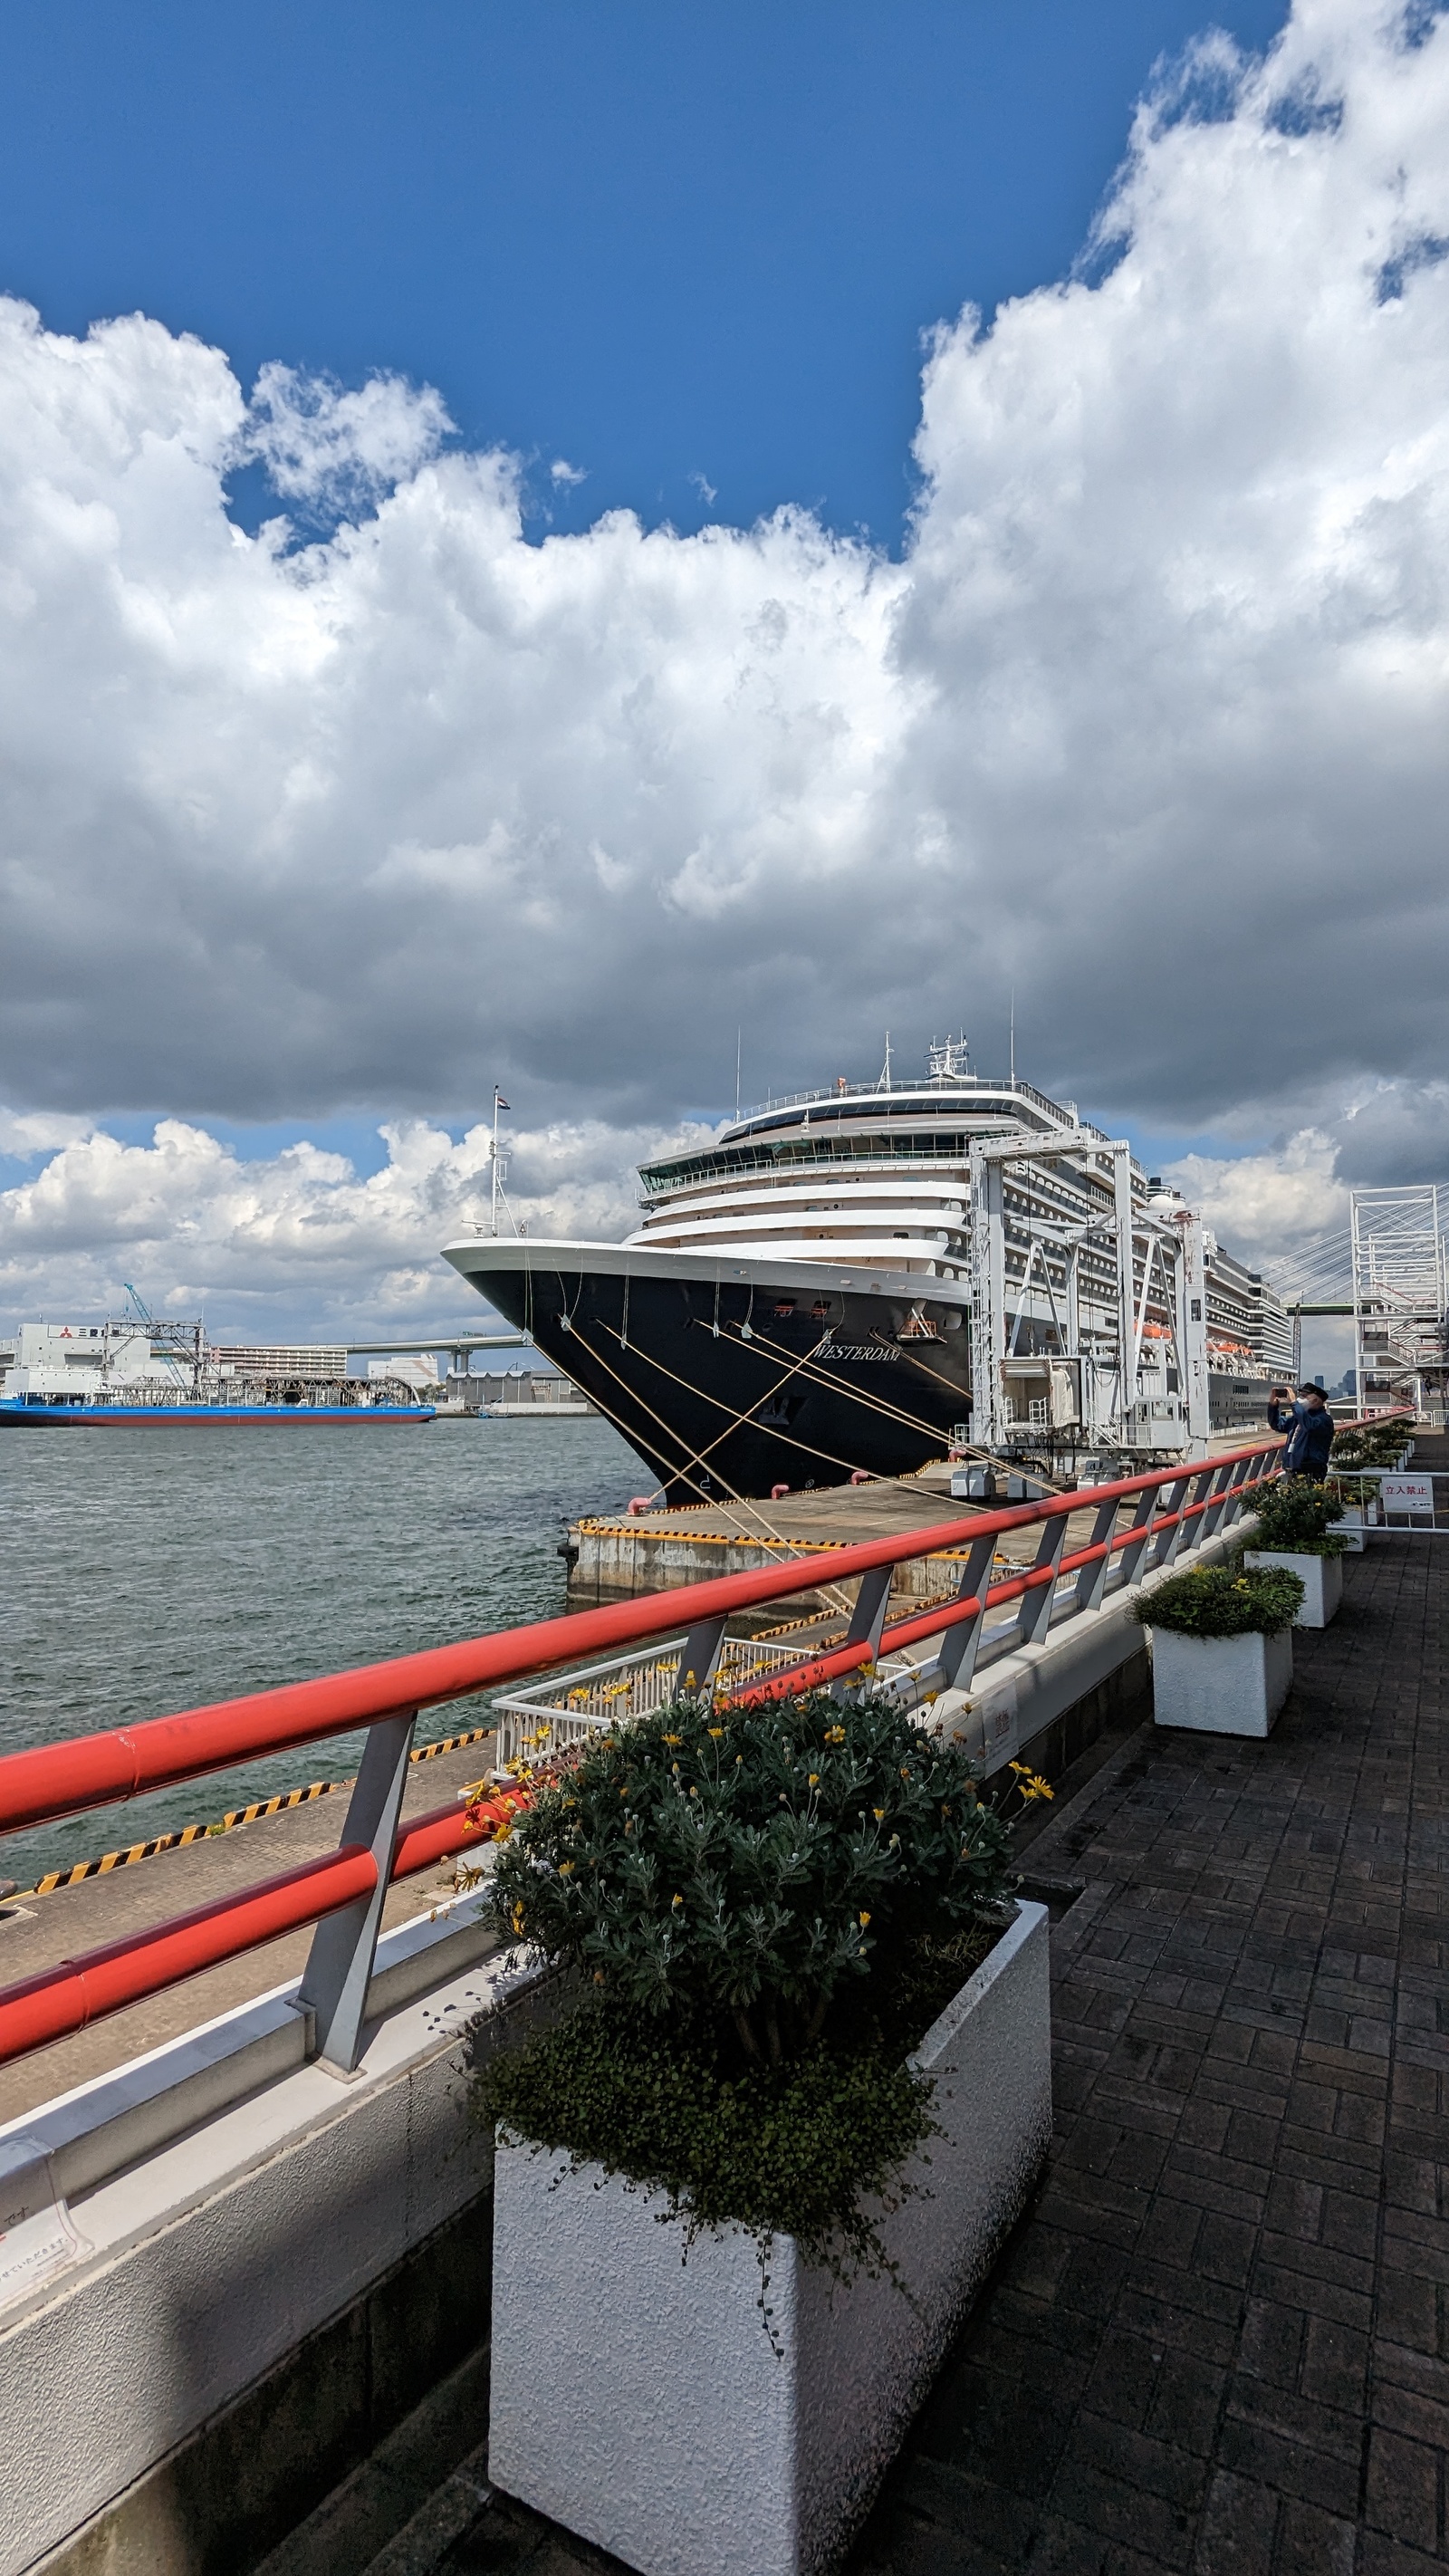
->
[1135,1562,1305,1638]
[1332,1418,1414,1467]
[485,1685,1012,2067]
[474,1686,1021,2286]
[1251,1478,1347,1557]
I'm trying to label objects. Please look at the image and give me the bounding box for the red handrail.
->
[0,1442,1281,1841]
[0,1848,377,2061]
[0,1789,533,2067]
[0,1439,1283,2072]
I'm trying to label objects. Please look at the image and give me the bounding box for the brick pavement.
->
[853,1537,1449,2575]
[291,1540,1449,2576]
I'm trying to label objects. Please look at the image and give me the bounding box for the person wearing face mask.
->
[1267,1382,1335,1481]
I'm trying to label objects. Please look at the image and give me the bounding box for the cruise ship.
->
[443,1043,1291,1502]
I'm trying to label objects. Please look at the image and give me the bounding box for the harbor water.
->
[0,1415,638,1891]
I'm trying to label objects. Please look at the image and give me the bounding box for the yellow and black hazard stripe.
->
[26,1780,340,1896]
[408,1723,493,1765]
[21,1721,499,1899]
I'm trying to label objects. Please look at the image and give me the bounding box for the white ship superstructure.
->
[446,1042,1291,1499]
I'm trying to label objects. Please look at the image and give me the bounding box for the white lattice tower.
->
[1350,1185,1447,1408]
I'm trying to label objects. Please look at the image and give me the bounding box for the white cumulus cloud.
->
[0,1114,719,1334]
[0,0,1445,1324]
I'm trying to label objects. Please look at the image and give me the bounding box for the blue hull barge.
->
[0,1401,432,1427]
[0,1305,437,1422]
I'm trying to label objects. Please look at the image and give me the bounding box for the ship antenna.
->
[735,1026,742,1121]
[882,1030,892,1089]
[490,1086,511,1237]
[1010,990,1016,1089]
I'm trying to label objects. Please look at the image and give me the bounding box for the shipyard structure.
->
[446,1044,1294,1502]
[0,1315,433,1420]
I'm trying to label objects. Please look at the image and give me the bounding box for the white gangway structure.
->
[1351,1184,1449,1417]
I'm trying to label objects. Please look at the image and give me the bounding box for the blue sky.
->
[2,0,1444,1343]
[0,0,1288,548]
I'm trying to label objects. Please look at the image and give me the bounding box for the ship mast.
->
[490,1087,510,1236]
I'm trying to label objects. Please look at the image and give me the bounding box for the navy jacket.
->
[1268,1398,1334,1479]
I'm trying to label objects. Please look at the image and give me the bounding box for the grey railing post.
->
[1019,1512,1071,1646]
[935,1533,999,1695]
[1196,1460,1234,1543]
[1116,1487,1159,1592]
[832,1563,895,1701]
[676,1615,729,1697]
[1174,1465,1218,1560]
[1222,1454,1257,1533]
[300,1708,417,2076]
[1075,1493,1126,1616]
[1153,1475,1195,1570]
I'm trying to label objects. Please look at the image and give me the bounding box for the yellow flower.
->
[708,1725,725,1740]
[663,1734,683,1746]
[808,1773,820,1788]
[671,1892,684,1908]
[1009,1761,1054,1803]
[824,1725,847,1745]
[859,1909,871,1927]
[557,1860,574,1875]
[873,1806,887,1821]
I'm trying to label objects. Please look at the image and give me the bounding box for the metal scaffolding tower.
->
[1351,1185,1449,1417]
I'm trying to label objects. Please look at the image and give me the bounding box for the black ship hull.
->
[443,1242,972,1503]
[444,1240,1275,1500]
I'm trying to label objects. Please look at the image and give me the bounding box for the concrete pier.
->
[566,1470,1094,1620]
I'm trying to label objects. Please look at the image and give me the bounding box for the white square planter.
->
[1243,1548,1344,1626]
[1150,1623,1293,1736]
[488,1899,1051,2576]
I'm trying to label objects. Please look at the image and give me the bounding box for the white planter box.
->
[488,1900,1051,2576]
[1150,1622,1293,1736]
[1243,1548,1344,1626]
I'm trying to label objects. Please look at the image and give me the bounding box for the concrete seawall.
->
[0,1891,542,2576]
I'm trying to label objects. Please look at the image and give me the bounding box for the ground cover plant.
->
[1250,1478,1347,1557]
[1135,1562,1305,1638]
[471,1684,1028,2287]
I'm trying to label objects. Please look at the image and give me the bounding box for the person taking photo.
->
[1267,1382,1335,1481]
